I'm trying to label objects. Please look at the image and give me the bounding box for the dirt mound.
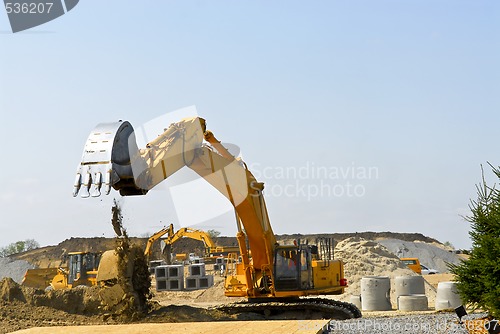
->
[0,299,105,334]
[276,232,441,245]
[333,237,437,306]
[0,277,102,313]
[31,286,102,314]
[1,277,26,302]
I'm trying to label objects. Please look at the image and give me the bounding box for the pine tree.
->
[450,164,500,318]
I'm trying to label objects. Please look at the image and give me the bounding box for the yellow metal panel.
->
[312,260,343,290]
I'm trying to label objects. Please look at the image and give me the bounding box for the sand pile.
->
[334,237,437,307]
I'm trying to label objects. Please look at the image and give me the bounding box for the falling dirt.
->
[97,200,152,320]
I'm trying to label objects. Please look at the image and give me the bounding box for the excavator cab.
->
[274,245,313,291]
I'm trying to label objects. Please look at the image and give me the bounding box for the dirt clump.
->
[1,277,26,302]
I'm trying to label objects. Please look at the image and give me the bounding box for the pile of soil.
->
[334,237,437,306]
[0,277,102,314]
[0,277,105,333]
[0,277,237,334]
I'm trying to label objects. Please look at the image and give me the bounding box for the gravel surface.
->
[378,239,462,273]
[318,312,488,334]
[0,257,35,283]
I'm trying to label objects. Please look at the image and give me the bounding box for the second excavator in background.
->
[73,116,361,319]
[144,223,240,263]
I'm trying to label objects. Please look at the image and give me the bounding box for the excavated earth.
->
[0,276,251,334]
[0,232,465,333]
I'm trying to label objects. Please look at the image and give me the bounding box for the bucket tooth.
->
[91,172,102,197]
[104,170,112,195]
[81,172,91,198]
[73,173,82,197]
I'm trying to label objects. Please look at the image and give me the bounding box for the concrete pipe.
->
[394,276,425,300]
[397,294,428,311]
[435,281,462,310]
[349,295,362,310]
[361,276,392,311]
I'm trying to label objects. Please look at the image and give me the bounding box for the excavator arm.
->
[144,225,172,261]
[74,116,362,319]
[74,117,276,296]
[167,227,216,249]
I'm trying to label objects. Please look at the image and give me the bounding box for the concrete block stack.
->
[185,263,214,290]
[155,264,184,291]
[213,257,227,272]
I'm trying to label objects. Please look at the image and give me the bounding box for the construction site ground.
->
[0,234,469,333]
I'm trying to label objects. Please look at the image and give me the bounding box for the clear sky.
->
[0,1,499,250]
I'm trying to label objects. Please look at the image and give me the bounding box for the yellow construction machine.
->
[144,223,239,263]
[23,252,101,290]
[144,224,239,264]
[73,116,361,319]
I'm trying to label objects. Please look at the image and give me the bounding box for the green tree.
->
[449,164,500,318]
[443,241,455,249]
[0,239,40,257]
[207,229,221,240]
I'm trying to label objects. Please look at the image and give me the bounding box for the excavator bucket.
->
[96,247,150,313]
[96,250,121,282]
[73,117,206,198]
[96,250,127,309]
[73,121,146,198]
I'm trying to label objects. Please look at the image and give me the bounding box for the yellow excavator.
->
[73,116,361,319]
[144,223,239,263]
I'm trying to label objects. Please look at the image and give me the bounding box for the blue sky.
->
[0,1,499,250]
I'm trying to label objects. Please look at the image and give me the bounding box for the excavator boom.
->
[74,117,275,276]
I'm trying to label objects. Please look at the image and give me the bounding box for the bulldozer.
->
[72,116,361,319]
[23,251,101,290]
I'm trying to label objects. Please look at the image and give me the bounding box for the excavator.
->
[73,116,361,319]
[144,223,239,263]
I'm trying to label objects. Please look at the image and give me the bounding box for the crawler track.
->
[213,298,362,320]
